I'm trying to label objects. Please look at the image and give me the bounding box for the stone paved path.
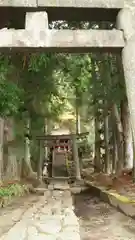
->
[0,190,80,240]
[74,192,135,240]
[1,189,135,240]
[0,194,40,238]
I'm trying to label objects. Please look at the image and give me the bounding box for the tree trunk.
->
[23,118,36,179]
[6,148,19,181]
[112,125,118,174]
[91,56,102,172]
[3,120,8,174]
[3,118,20,182]
[132,131,135,182]
[76,104,81,134]
[37,140,43,181]
[104,106,110,174]
[44,118,48,160]
[0,118,4,184]
[72,134,81,180]
[94,113,101,172]
[121,99,133,169]
[112,104,124,175]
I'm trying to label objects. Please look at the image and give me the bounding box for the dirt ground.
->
[74,191,135,240]
[0,194,39,237]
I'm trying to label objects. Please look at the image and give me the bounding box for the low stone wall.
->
[85,180,135,219]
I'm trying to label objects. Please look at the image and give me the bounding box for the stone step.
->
[70,186,89,194]
[34,187,47,195]
[48,180,70,190]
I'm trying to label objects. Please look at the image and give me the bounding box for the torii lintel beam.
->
[0,11,125,53]
[0,29,124,53]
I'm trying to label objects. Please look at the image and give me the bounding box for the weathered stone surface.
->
[58,231,80,240]
[85,180,135,219]
[63,214,79,227]
[0,0,134,22]
[1,188,80,240]
[120,43,135,178]
[0,29,124,52]
[44,189,52,198]
[25,12,48,30]
[117,8,135,41]
[0,0,37,6]
[52,190,63,198]
[31,235,56,240]
[108,194,119,208]
[0,0,134,8]
[38,0,120,8]
[2,191,135,240]
[27,226,38,236]
[0,195,40,238]
[53,180,69,190]
[62,191,72,208]
[40,206,52,215]
[2,221,27,240]
[34,187,47,195]
[36,219,62,234]
[28,233,46,240]
[118,202,135,217]
[117,8,135,153]
[37,0,135,9]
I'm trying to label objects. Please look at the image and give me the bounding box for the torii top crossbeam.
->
[36,132,89,141]
[0,0,134,22]
[0,0,133,8]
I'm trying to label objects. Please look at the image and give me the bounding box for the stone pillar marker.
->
[25,11,49,46]
[25,11,49,30]
[117,8,135,148]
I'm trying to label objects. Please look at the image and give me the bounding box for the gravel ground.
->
[74,192,135,240]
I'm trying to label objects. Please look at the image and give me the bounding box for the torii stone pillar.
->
[25,11,49,184]
[117,8,135,149]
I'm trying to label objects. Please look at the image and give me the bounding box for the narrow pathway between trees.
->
[0,190,135,240]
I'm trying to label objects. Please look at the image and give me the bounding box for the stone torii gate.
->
[0,1,135,145]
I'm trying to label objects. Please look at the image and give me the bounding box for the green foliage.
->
[28,53,55,72]
[0,183,29,197]
[0,55,24,117]
[0,81,23,117]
